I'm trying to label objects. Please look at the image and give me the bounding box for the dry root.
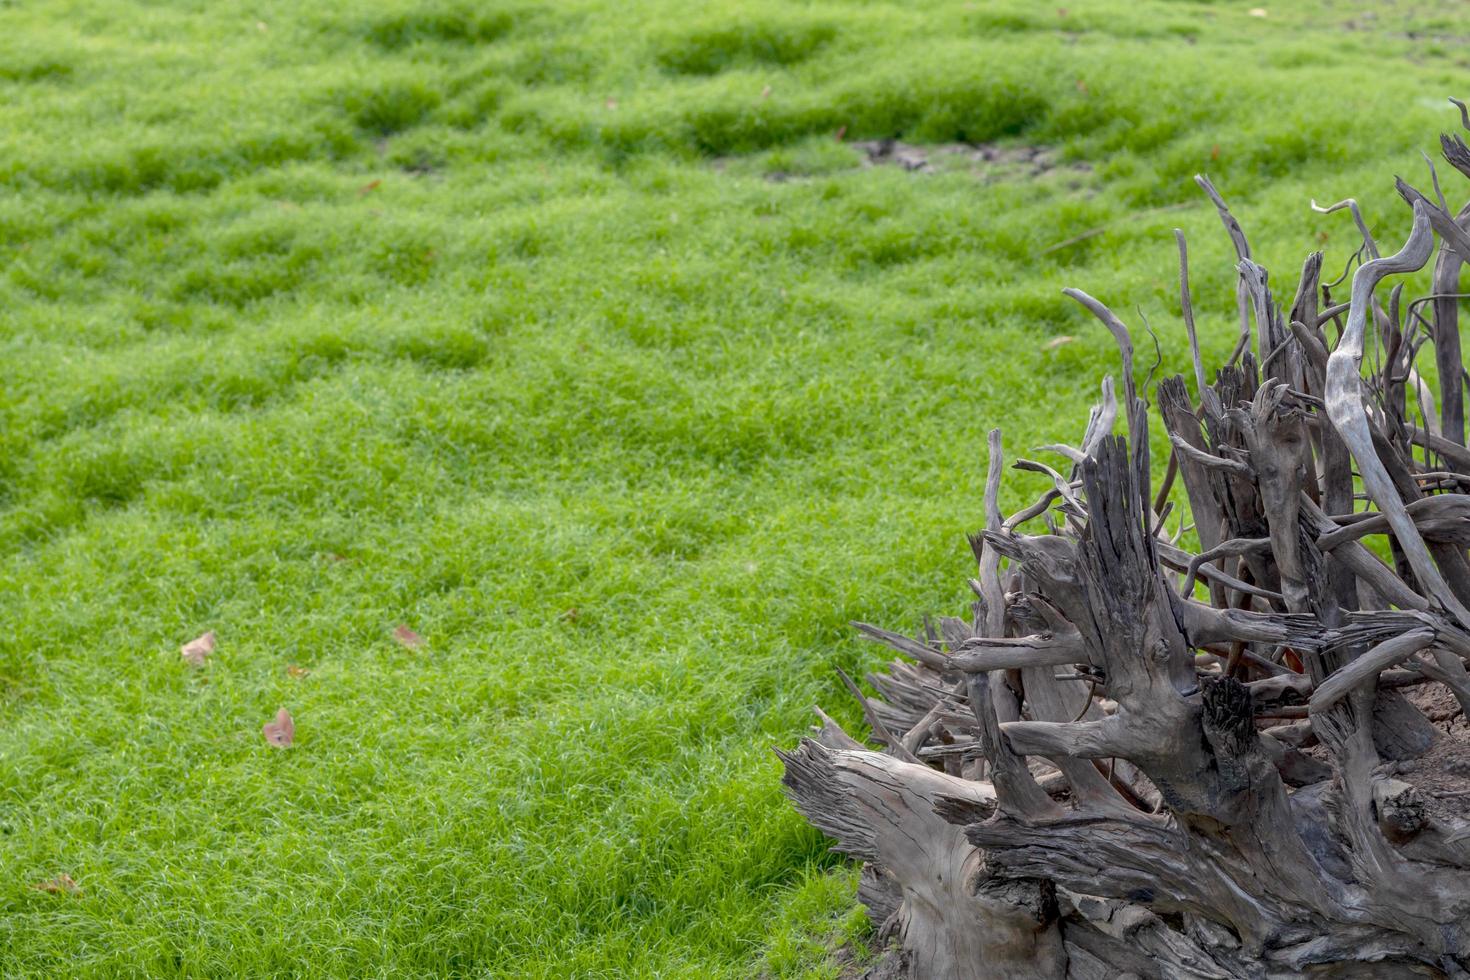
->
[780,102,1470,979]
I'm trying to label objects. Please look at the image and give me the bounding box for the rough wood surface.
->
[780,102,1470,978]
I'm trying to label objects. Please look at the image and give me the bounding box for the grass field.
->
[1,0,1468,975]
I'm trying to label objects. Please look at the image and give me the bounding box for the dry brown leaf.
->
[31,873,80,895]
[262,707,295,748]
[393,624,424,649]
[559,608,579,623]
[1043,335,1075,351]
[286,665,310,679]
[180,630,217,667]
[834,125,847,142]
[358,179,382,196]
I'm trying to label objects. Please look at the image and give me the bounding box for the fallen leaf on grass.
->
[559,608,579,623]
[262,708,295,748]
[31,873,80,895]
[393,625,424,649]
[1043,335,1075,351]
[180,631,216,667]
[286,665,310,679]
[358,179,382,196]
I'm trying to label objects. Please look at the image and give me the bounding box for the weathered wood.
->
[778,737,1066,979]
[780,103,1470,979]
[1309,629,1436,711]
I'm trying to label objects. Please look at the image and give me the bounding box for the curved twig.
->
[1324,202,1461,618]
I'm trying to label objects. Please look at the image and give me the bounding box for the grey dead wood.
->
[780,102,1470,979]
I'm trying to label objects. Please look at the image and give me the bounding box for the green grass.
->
[0,0,1467,975]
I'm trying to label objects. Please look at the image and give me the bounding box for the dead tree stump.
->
[780,102,1470,978]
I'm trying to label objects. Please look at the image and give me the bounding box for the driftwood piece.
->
[780,102,1470,978]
